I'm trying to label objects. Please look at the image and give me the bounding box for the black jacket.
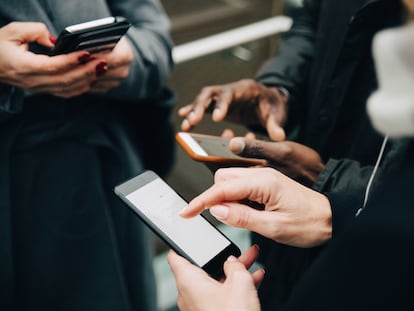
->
[257,0,402,195]
[282,148,414,311]
[253,1,404,310]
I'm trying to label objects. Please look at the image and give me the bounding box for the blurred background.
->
[163,0,300,200]
[152,1,301,310]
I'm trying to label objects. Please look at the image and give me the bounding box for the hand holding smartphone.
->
[52,16,131,55]
[176,132,267,167]
[114,170,241,279]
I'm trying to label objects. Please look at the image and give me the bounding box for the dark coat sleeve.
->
[93,0,174,102]
[282,163,414,311]
[255,0,321,122]
[324,190,363,238]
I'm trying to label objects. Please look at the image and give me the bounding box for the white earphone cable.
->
[355,135,389,217]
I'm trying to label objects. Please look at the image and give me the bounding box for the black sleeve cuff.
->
[325,191,364,239]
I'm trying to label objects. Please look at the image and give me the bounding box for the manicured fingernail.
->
[78,52,91,63]
[210,205,229,220]
[227,255,237,262]
[212,108,221,118]
[230,138,246,153]
[96,61,108,76]
[181,119,190,130]
[49,35,56,44]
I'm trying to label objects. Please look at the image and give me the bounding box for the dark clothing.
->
[253,0,404,309]
[257,0,402,193]
[0,1,174,310]
[282,147,414,311]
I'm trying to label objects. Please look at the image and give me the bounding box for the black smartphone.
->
[52,16,131,55]
[176,132,267,167]
[114,170,241,279]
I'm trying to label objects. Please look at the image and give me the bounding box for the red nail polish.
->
[49,35,56,44]
[78,52,91,63]
[96,62,108,77]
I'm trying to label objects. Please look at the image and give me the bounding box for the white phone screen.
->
[125,178,230,267]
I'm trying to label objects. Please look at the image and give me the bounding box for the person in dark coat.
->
[0,1,175,310]
[176,0,405,309]
[167,3,414,309]
[168,156,414,311]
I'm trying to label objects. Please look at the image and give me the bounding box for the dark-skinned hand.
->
[178,79,289,141]
[229,137,325,186]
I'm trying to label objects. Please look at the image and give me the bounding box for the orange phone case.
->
[175,132,267,166]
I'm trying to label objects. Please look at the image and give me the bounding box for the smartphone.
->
[52,16,131,55]
[176,132,267,166]
[114,170,241,279]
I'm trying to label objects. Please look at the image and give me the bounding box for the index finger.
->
[184,85,222,122]
[181,172,260,217]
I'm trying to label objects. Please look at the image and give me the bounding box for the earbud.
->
[367,23,414,138]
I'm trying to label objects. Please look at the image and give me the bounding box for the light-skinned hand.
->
[88,36,134,93]
[180,167,332,248]
[0,21,107,98]
[167,245,264,311]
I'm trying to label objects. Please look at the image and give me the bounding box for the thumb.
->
[229,137,284,163]
[4,22,54,48]
[223,255,250,277]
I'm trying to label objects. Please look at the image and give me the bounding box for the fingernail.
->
[212,108,221,118]
[49,35,56,44]
[227,255,237,262]
[210,205,229,220]
[181,119,190,130]
[90,80,97,87]
[96,62,108,76]
[178,207,187,216]
[230,138,246,154]
[78,52,91,63]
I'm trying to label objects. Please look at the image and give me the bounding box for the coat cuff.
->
[325,191,363,239]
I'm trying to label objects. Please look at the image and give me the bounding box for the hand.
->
[89,37,134,93]
[167,245,264,311]
[178,79,288,141]
[180,167,332,248]
[0,22,105,98]
[229,137,325,186]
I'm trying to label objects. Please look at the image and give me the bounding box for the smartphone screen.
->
[114,170,240,278]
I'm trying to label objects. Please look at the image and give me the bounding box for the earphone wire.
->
[355,135,389,217]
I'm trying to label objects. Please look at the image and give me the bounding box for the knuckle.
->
[35,22,48,33]
[119,70,129,79]
[24,79,39,90]
[6,22,19,33]
[41,62,59,74]
[200,86,211,92]
[232,206,250,228]
[230,270,251,283]
[214,168,226,180]
[58,78,74,88]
